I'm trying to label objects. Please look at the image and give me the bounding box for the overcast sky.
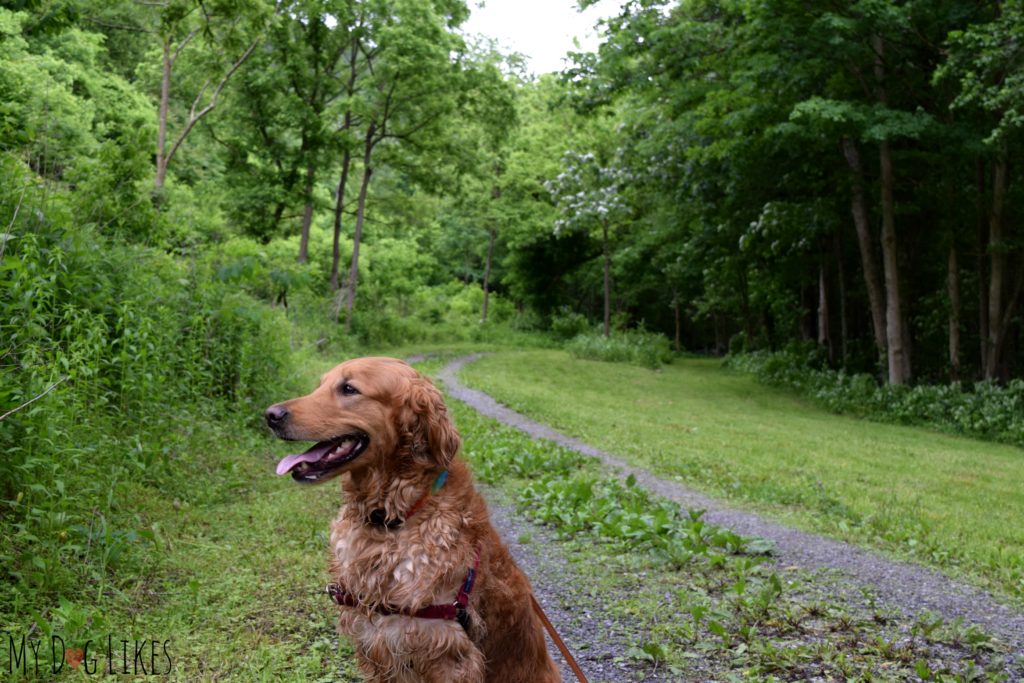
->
[461,0,622,75]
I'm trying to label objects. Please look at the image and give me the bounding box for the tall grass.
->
[566,328,674,369]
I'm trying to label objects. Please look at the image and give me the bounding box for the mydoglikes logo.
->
[3,634,173,676]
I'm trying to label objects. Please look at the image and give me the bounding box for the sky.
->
[461,0,622,75]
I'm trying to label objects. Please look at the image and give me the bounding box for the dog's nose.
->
[265,404,289,429]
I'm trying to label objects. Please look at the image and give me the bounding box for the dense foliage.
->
[556,0,1024,387]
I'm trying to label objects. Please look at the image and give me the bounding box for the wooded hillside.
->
[4,0,1022,387]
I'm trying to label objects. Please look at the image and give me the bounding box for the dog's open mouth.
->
[275,433,369,483]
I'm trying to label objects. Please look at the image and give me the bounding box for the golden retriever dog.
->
[265,357,561,683]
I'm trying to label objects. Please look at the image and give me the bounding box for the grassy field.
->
[459,350,1024,602]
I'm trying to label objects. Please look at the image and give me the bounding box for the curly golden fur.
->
[266,357,561,683]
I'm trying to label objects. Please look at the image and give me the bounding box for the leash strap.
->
[530,593,589,683]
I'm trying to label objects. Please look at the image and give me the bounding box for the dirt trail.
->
[437,353,1024,663]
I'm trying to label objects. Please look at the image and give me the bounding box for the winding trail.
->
[437,353,1024,664]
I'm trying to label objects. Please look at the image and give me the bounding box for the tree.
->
[546,150,630,338]
[146,0,269,193]
[330,0,471,330]
[940,1,1024,380]
[217,0,350,249]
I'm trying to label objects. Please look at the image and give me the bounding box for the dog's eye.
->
[340,382,360,396]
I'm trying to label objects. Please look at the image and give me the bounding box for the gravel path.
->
[438,353,1024,666]
[484,492,675,682]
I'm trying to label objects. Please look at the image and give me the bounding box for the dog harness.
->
[326,469,481,632]
[326,548,481,632]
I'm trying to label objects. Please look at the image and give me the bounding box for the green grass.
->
[458,350,1024,602]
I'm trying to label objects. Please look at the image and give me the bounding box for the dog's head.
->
[264,357,459,484]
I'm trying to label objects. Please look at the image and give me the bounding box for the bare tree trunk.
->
[878,139,910,384]
[481,227,496,322]
[155,34,257,193]
[873,34,911,384]
[481,183,500,322]
[330,149,352,291]
[985,158,1014,380]
[977,158,990,372]
[842,138,887,366]
[672,289,682,353]
[343,125,376,332]
[156,37,172,193]
[835,229,849,364]
[298,163,315,263]
[602,218,611,338]
[818,257,834,363]
[330,39,360,292]
[948,242,962,381]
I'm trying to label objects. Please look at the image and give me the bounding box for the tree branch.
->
[84,17,153,34]
[165,39,260,169]
[171,28,201,66]
[0,376,69,422]
[0,183,27,263]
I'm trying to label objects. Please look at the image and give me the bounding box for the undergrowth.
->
[565,328,674,369]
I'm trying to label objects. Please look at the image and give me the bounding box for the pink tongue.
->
[276,441,334,475]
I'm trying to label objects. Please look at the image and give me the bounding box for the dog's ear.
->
[400,376,460,468]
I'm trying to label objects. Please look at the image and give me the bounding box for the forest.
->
[4,0,1024,386]
[2,0,1024,679]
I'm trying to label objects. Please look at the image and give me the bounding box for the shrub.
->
[566,328,674,369]
[726,350,1024,448]
[549,307,590,341]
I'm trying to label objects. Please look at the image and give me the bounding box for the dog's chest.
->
[329,516,463,608]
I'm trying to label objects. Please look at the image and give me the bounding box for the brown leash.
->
[530,593,589,683]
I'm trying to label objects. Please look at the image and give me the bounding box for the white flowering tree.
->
[545,151,630,337]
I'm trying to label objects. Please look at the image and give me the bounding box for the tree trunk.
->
[985,158,1013,380]
[842,138,887,367]
[713,312,725,355]
[672,289,682,353]
[156,36,257,194]
[155,37,172,193]
[343,125,376,332]
[977,158,990,372]
[298,162,316,263]
[834,229,849,364]
[602,218,611,338]
[818,257,834,363]
[481,182,501,322]
[873,34,911,384]
[270,201,286,233]
[948,242,962,382]
[878,139,910,384]
[481,227,496,322]
[331,39,360,291]
[329,149,352,291]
